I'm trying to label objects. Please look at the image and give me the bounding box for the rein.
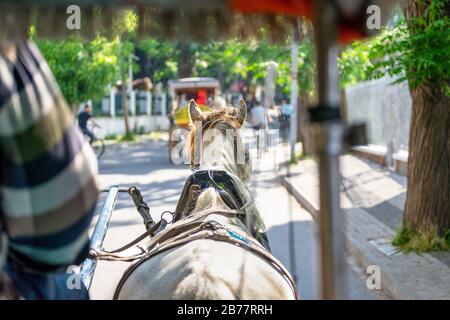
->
[112,216,299,300]
[89,208,239,261]
[91,175,299,299]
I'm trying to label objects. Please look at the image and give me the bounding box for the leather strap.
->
[91,209,240,259]
[90,209,299,299]
[111,219,299,300]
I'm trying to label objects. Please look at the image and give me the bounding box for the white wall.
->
[345,75,412,151]
[95,115,170,138]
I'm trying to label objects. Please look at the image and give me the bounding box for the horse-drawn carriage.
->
[167,77,221,162]
[2,0,398,300]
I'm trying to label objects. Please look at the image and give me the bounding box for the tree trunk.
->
[296,20,315,155]
[178,42,194,78]
[403,85,450,234]
[298,91,315,155]
[402,0,450,235]
[71,103,79,115]
[120,64,130,136]
[340,88,348,125]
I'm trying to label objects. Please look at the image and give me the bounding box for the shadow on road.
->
[266,220,318,300]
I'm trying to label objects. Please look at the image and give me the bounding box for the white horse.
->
[115,100,297,299]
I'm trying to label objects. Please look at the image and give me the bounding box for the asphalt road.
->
[88,139,390,300]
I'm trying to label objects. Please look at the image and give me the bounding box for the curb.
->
[280,174,409,300]
[280,176,319,220]
[104,138,168,151]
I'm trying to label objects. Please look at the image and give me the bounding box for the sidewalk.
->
[281,154,450,300]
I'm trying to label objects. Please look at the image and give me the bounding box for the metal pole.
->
[313,0,346,299]
[290,20,299,162]
[80,186,119,290]
[110,85,116,118]
[128,54,133,94]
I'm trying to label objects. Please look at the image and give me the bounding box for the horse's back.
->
[116,239,295,300]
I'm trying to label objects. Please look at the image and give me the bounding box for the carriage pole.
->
[80,186,120,290]
[312,0,346,300]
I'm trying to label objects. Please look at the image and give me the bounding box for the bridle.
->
[187,115,251,173]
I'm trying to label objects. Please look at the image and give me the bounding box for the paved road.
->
[88,139,390,300]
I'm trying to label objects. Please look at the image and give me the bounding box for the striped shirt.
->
[0,40,99,273]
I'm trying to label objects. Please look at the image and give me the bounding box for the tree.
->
[136,39,178,83]
[178,41,197,78]
[113,9,139,138]
[135,35,316,108]
[295,23,316,155]
[401,0,449,236]
[339,0,450,238]
[37,37,119,111]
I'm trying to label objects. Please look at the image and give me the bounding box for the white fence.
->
[87,88,170,138]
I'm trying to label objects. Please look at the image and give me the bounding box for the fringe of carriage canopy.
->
[0,1,298,43]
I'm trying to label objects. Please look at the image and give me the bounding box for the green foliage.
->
[104,133,118,140]
[143,131,166,141]
[35,9,141,106]
[193,40,250,87]
[393,225,450,252]
[339,0,450,95]
[137,37,315,97]
[119,133,138,142]
[37,37,120,105]
[296,41,316,96]
[338,40,374,88]
[112,9,139,37]
[193,39,315,97]
[137,39,179,83]
[35,7,315,106]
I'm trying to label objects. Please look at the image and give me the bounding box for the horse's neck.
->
[191,129,259,234]
[191,135,243,224]
[198,128,251,181]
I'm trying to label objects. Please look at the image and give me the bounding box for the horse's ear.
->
[236,99,247,126]
[188,99,203,122]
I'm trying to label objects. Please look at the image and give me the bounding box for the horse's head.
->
[184,99,268,249]
[187,99,251,181]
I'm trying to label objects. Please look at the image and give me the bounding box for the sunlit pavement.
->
[88,139,390,299]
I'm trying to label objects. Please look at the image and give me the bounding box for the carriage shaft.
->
[80,186,120,290]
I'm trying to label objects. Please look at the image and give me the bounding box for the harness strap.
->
[91,209,239,258]
[112,221,299,300]
[90,208,298,299]
[97,219,164,255]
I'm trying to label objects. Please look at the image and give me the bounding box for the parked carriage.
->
[167,77,221,162]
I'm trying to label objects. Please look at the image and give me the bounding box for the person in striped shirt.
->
[0,40,99,299]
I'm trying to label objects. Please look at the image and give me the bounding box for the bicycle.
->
[84,125,105,159]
